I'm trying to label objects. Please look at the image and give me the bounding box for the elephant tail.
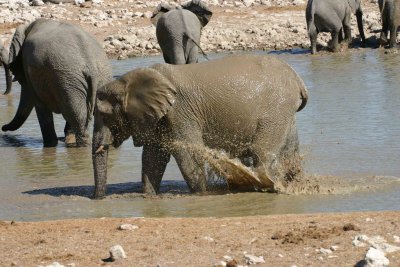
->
[297,85,308,112]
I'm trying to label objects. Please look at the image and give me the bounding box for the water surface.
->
[0,50,399,221]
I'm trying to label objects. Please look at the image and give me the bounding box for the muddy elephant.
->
[306,0,366,54]
[0,19,112,147]
[379,0,400,47]
[151,0,212,64]
[91,54,308,199]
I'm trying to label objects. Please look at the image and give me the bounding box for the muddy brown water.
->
[0,50,399,221]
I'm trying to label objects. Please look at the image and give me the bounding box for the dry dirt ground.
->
[0,211,399,266]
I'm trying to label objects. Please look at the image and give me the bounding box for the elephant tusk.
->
[95,144,109,154]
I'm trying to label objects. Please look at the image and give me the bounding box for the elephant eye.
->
[97,93,106,101]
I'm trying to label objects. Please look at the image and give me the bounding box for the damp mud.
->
[0,50,400,221]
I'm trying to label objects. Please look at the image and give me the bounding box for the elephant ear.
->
[123,68,177,124]
[8,23,29,65]
[182,0,213,27]
[151,3,173,26]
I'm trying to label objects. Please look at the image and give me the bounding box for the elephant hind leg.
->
[170,127,208,193]
[331,30,340,52]
[64,122,76,146]
[389,24,398,48]
[249,117,297,190]
[186,41,199,64]
[35,105,58,147]
[61,97,89,147]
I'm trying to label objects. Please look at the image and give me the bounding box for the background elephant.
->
[306,0,366,54]
[151,0,212,64]
[379,0,400,47]
[91,54,308,199]
[0,41,12,95]
[1,19,112,147]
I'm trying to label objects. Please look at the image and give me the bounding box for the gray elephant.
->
[151,0,212,64]
[1,19,112,147]
[91,54,308,199]
[306,0,366,54]
[379,0,400,47]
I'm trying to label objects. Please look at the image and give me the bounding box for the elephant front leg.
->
[173,145,207,193]
[35,105,58,147]
[142,144,171,194]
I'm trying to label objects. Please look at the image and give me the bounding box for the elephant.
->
[0,19,112,147]
[150,0,212,64]
[378,0,400,47]
[306,0,366,54]
[91,54,308,199]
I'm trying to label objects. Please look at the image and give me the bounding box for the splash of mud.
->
[165,141,400,196]
[169,141,275,192]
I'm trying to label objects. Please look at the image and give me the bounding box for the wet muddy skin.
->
[0,50,399,221]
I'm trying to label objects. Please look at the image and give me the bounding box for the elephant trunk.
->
[92,111,112,199]
[4,64,12,95]
[356,11,366,43]
[1,44,12,95]
[2,85,34,132]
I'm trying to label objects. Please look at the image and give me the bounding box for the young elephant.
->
[92,55,308,199]
[151,0,212,64]
[1,19,112,147]
[379,0,400,47]
[306,0,366,54]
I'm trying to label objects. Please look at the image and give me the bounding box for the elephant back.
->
[152,55,307,114]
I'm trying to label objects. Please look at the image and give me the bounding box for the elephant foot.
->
[65,133,76,147]
[43,139,58,147]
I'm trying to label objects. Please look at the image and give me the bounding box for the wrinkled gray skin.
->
[151,0,212,64]
[379,0,400,47]
[1,19,112,147]
[306,0,366,54]
[92,55,308,199]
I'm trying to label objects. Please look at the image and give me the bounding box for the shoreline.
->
[0,0,383,59]
[1,211,399,266]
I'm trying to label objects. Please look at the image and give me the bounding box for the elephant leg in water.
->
[35,104,58,147]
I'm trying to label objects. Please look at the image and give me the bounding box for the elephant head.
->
[1,23,30,95]
[0,39,13,95]
[92,68,177,198]
[181,0,213,27]
[348,0,366,43]
[151,0,212,28]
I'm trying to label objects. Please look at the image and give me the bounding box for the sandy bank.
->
[0,211,399,266]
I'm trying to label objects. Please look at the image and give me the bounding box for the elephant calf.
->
[306,0,366,54]
[379,0,400,47]
[1,19,112,147]
[92,55,308,199]
[151,0,212,64]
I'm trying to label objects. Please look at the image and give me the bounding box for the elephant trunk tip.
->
[2,124,9,132]
[3,64,12,95]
